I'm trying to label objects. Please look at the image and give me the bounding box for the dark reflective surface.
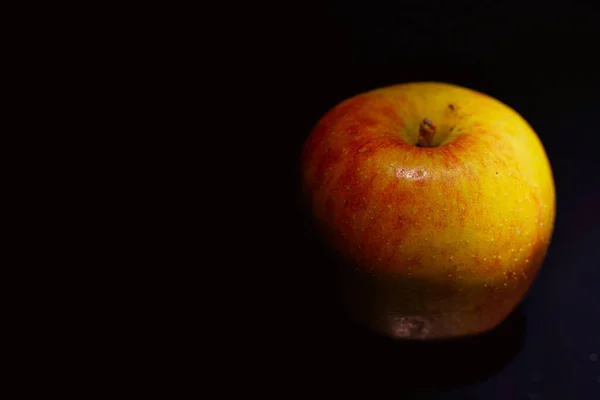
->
[324,305,525,396]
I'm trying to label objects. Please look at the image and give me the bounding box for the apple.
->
[301,82,555,339]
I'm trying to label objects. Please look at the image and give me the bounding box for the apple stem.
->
[417,118,436,147]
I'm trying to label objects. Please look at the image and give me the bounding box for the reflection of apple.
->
[301,82,555,339]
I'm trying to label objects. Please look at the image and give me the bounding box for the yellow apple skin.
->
[301,82,555,340]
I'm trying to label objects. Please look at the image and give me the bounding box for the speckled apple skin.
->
[301,82,555,339]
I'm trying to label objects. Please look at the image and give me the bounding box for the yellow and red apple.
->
[301,82,555,339]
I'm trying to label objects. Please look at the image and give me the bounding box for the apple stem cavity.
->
[417,118,436,147]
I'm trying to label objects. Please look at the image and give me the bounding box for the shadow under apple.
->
[324,304,525,396]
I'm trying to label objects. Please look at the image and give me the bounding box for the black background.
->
[252,1,600,398]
